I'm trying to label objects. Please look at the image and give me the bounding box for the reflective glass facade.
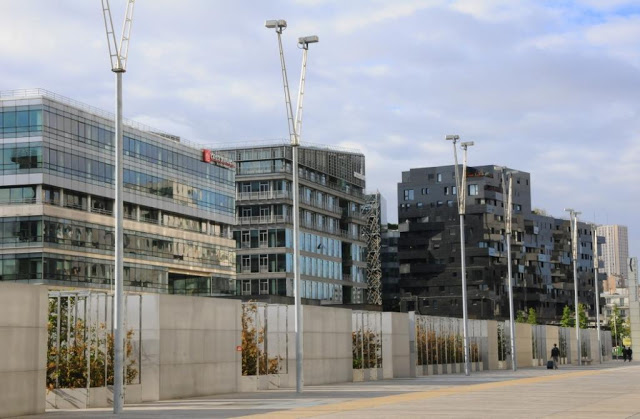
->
[0,90,236,296]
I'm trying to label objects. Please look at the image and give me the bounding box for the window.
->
[452,186,457,195]
[242,280,251,295]
[436,173,442,183]
[403,189,414,201]
[259,230,268,247]
[421,187,429,195]
[260,255,268,272]
[436,201,443,207]
[468,184,479,196]
[444,186,449,195]
[241,256,251,273]
[241,231,250,248]
[447,200,454,207]
[260,279,269,294]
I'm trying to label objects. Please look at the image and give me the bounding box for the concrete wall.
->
[485,320,499,371]
[0,283,47,418]
[381,312,411,379]
[515,323,533,368]
[157,294,242,400]
[301,305,352,386]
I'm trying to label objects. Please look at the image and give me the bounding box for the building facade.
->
[0,89,236,295]
[597,224,629,286]
[381,224,400,311]
[218,144,368,304]
[396,164,597,323]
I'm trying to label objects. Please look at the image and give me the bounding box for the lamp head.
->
[445,134,459,141]
[265,19,287,29]
[298,35,319,45]
[461,141,474,147]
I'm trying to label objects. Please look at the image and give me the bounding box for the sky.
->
[1,0,639,256]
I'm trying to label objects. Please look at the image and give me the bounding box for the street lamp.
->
[565,208,582,365]
[100,0,135,413]
[499,167,517,372]
[446,134,472,376]
[592,224,602,363]
[265,19,318,394]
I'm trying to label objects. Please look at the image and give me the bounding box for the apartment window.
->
[421,187,429,195]
[259,230,268,247]
[452,186,457,195]
[468,184,479,196]
[241,208,252,217]
[436,201,443,207]
[404,189,414,201]
[417,202,423,207]
[447,200,454,207]
[241,183,251,193]
[260,255,268,272]
[436,173,442,183]
[444,186,449,195]
[242,231,250,248]
[260,279,269,294]
[242,280,251,295]
[242,256,251,273]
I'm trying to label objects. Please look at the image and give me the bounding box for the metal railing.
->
[237,215,291,225]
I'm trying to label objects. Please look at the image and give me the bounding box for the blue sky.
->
[1,0,638,256]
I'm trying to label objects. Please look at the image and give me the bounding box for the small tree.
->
[515,310,527,323]
[608,304,629,346]
[527,307,538,325]
[577,303,588,329]
[560,305,574,328]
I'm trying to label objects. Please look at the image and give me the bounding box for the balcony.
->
[237,190,291,201]
[236,215,291,225]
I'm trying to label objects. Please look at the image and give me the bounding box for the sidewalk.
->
[24,361,639,418]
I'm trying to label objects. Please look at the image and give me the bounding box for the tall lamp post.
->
[446,134,473,376]
[265,19,318,394]
[500,168,517,371]
[100,0,135,413]
[565,208,582,365]
[592,224,602,363]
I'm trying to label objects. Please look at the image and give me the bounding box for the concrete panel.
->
[0,283,47,418]
[515,323,533,368]
[157,295,241,399]
[545,325,559,363]
[485,320,499,371]
[381,312,411,379]
[300,306,352,386]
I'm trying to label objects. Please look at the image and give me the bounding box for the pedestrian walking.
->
[623,346,628,362]
[628,347,633,362]
[551,343,560,369]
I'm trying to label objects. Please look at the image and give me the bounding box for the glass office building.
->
[0,89,236,295]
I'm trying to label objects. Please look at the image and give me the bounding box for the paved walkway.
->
[26,361,640,418]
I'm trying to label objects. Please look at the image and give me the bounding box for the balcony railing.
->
[236,215,291,225]
[237,190,292,201]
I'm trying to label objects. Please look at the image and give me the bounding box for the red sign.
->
[202,149,236,169]
[236,345,242,352]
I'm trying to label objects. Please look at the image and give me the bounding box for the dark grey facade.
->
[396,164,598,323]
[381,224,400,311]
[218,144,368,304]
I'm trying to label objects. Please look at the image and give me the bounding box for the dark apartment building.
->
[396,164,597,323]
[217,144,368,305]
